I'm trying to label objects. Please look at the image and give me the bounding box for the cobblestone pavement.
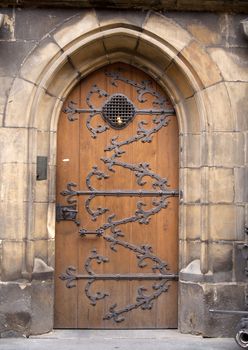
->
[0,330,240,350]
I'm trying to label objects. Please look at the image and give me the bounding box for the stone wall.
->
[0,6,247,337]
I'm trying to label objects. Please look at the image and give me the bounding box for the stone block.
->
[0,164,27,240]
[165,62,194,99]
[44,60,78,99]
[15,8,79,41]
[209,167,234,203]
[179,41,222,88]
[181,134,201,168]
[69,40,106,73]
[203,83,234,132]
[208,242,233,281]
[104,31,138,53]
[20,36,62,84]
[179,280,246,337]
[96,9,147,30]
[235,167,248,203]
[180,96,200,133]
[204,283,246,337]
[144,12,192,52]
[179,280,204,334]
[0,77,14,115]
[53,10,98,48]
[183,168,201,203]
[234,243,248,282]
[0,128,28,163]
[5,78,36,127]
[184,205,201,239]
[33,203,48,240]
[211,132,244,167]
[209,48,248,82]
[2,241,24,281]
[185,240,201,265]
[33,240,48,264]
[166,11,222,46]
[0,41,35,77]
[136,39,171,72]
[33,91,62,131]
[0,281,31,337]
[35,181,49,204]
[209,204,240,241]
[30,280,53,335]
[226,82,248,132]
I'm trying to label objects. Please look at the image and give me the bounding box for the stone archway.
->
[3,10,240,336]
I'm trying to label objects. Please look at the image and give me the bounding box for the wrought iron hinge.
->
[56,203,79,225]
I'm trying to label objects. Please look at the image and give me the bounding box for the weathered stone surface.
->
[180,281,246,337]
[15,8,79,40]
[165,62,194,99]
[44,60,78,99]
[69,40,106,73]
[33,203,48,240]
[104,31,138,53]
[96,9,147,29]
[211,132,244,167]
[33,91,62,131]
[234,243,248,282]
[203,83,234,132]
[0,163,27,240]
[136,39,171,72]
[33,240,48,264]
[144,12,192,52]
[209,48,248,82]
[183,168,201,203]
[226,82,248,132]
[0,77,13,115]
[0,282,31,337]
[1,241,24,280]
[179,41,222,88]
[30,280,53,334]
[32,258,53,280]
[181,134,201,168]
[209,204,244,241]
[209,167,234,203]
[179,96,200,133]
[53,10,98,48]
[179,281,204,334]
[20,36,62,84]
[0,41,35,77]
[234,167,248,203]
[0,128,28,163]
[208,243,233,281]
[184,205,201,240]
[204,283,246,337]
[5,78,36,127]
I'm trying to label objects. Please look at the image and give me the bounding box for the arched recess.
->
[4,10,225,332]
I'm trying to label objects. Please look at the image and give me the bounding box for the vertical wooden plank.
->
[54,86,80,328]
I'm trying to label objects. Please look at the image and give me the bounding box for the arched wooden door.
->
[55,63,179,329]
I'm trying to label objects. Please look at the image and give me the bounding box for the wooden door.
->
[55,63,179,329]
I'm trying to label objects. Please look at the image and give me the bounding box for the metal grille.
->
[102,94,136,129]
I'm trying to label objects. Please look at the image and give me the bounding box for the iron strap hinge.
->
[70,189,179,197]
